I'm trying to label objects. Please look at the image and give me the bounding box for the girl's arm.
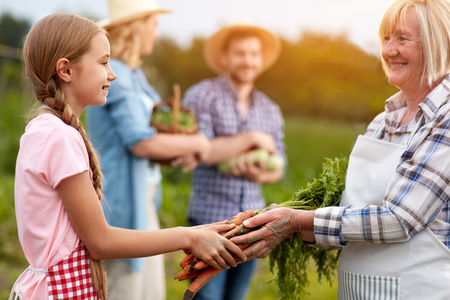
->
[57,171,246,269]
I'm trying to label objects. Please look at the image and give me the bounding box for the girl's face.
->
[64,32,116,116]
[139,14,159,55]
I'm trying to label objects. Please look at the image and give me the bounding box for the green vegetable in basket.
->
[151,107,197,130]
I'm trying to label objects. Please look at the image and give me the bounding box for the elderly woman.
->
[232,0,450,299]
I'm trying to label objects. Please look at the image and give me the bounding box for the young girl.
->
[11,13,245,300]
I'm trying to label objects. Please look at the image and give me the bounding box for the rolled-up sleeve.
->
[314,206,348,250]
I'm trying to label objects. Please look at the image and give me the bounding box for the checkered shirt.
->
[47,242,97,299]
[314,76,450,250]
[183,75,286,224]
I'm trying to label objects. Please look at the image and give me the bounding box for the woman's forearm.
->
[131,133,207,159]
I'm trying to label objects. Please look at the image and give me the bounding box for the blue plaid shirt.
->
[183,75,286,224]
[314,76,450,250]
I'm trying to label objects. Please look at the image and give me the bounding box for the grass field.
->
[0,116,364,299]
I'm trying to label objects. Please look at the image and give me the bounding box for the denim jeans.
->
[189,219,257,300]
[192,259,257,300]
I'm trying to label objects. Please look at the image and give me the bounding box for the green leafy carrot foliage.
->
[268,156,348,300]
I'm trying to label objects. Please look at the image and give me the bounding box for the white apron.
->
[337,116,450,300]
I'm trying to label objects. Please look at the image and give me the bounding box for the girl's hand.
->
[186,222,247,270]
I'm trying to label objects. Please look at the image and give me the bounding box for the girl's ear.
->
[55,58,71,83]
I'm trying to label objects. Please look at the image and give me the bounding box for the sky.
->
[1,0,396,55]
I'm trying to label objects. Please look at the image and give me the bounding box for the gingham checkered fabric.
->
[46,242,98,299]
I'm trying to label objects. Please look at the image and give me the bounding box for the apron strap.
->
[9,266,48,300]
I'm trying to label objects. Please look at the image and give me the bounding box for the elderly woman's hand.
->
[230,207,315,260]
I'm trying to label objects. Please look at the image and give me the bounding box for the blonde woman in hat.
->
[181,22,286,300]
[86,0,213,299]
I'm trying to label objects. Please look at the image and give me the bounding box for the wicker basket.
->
[150,84,198,134]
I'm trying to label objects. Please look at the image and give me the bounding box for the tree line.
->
[1,12,398,122]
[0,12,400,174]
[146,32,398,122]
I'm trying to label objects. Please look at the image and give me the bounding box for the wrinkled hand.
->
[230,208,312,260]
[187,221,247,270]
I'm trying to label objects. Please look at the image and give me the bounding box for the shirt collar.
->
[217,74,259,105]
[384,75,450,124]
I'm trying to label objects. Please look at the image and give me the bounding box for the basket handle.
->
[170,84,181,131]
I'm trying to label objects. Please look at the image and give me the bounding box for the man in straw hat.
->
[87,0,212,299]
[181,22,286,300]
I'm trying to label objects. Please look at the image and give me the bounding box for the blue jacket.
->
[86,59,161,271]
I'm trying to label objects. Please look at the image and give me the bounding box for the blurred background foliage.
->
[0,12,397,299]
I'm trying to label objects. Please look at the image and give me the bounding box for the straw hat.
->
[204,21,281,74]
[98,0,170,29]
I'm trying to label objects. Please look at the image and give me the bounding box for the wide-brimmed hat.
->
[204,21,281,74]
[98,0,170,29]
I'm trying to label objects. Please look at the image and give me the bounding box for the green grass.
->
[0,116,363,299]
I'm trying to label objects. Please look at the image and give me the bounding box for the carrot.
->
[177,268,204,281]
[180,253,195,268]
[176,210,256,276]
[174,258,198,280]
[229,209,255,226]
[183,268,224,300]
[223,224,252,239]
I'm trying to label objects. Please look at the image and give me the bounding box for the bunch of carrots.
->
[176,156,348,300]
[175,205,277,300]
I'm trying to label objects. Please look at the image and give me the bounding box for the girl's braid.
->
[43,76,103,200]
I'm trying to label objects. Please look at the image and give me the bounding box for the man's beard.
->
[229,66,260,85]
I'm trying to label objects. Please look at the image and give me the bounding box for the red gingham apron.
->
[10,242,98,299]
[46,242,98,299]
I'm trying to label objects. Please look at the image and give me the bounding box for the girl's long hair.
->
[22,12,107,299]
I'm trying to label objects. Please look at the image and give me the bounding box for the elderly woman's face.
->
[381,8,423,92]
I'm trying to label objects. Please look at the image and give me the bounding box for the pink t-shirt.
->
[14,114,90,299]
